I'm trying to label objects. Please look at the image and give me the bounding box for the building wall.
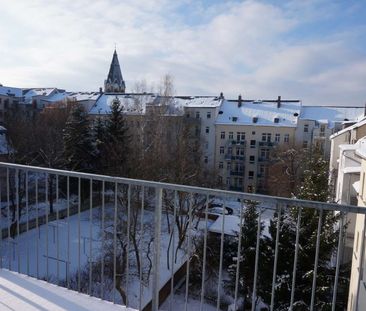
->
[348,156,366,310]
[214,123,296,192]
[184,106,220,170]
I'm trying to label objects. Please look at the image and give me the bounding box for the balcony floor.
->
[0,269,134,311]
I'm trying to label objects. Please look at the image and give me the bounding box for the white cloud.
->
[0,0,365,105]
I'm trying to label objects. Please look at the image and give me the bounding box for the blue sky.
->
[0,0,365,105]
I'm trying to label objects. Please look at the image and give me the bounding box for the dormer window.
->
[253,117,258,123]
[274,117,279,123]
[232,117,238,122]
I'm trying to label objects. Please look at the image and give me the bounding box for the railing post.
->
[152,187,163,311]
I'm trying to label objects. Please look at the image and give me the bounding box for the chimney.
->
[277,95,281,108]
[99,87,103,94]
[238,94,243,107]
[219,92,224,99]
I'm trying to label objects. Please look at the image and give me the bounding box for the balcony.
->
[259,141,276,147]
[230,170,244,176]
[227,140,246,146]
[0,162,358,311]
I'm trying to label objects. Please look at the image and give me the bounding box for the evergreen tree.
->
[93,116,107,173]
[226,200,266,309]
[63,103,95,172]
[104,97,129,176]
[262,151,347,310]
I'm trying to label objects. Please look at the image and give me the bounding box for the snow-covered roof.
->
[300,106,364,123]
[216,100,301,127]
[0,86,23,97]
[0,269,134,311]
[209,215,241,236]
[89,93,157,115]
[67,92,100,102]
[355,137,366,159]
[24,88,57,98]
[172,96,222,109]
[330,117,366,139]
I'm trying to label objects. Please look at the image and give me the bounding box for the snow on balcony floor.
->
[0,269,135,311]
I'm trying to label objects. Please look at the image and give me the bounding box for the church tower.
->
[104,49,126,93]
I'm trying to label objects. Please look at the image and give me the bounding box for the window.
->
[250,140,256,148]
[232,117,238,122]
[252,131,255,135]
[304,124,309,133]
[226,177,231,186]
[236,147,244,156]
[284,134,289,143]
[262,133,271,142]
[220,146,225,154]
[303,140,308,149]
[275,133,280,142]
[229,132,233,139]
[228,147,232,155]
[248,171,254,179]
[247,185,253,192]
[249,155,255,164]
[221,131,225,139]
[274,117,279,123]
[252,117,258,123]
[205,142,209,149]
[227,162,231,170]
[320,124,326,137]
[195,111,200,119]
[237,132,245,141]
[186,113,190,118]
[260,148,270,159]
[218,176,223,184]
[195,126,200,137]
[219,162,223,169]
[204,156,208,164]
[207,111,211,119]
[205,126,209,134]
[238,178,243,186]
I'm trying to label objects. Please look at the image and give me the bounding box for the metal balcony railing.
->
[0,162,363,311]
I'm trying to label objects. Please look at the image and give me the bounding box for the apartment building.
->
[0,86,23,124]
[346,138,366,310]
[298,106,364,158]
[215,96,301,193]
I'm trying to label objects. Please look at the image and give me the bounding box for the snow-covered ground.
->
[0,203,188,310]
[0,269,135,311]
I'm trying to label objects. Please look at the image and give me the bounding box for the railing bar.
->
[36,174,39,279]
[16,169,20,274]
[78,177,81,292]
[270,204,282,311]
[56,174,60,285]
[310,209,323,311]
[101,180,105,300]
[45,173,49,282]
[138,186,145,311]
[152,187,163,311]
[170,190,178,311]
[233,199,244,311]
[26,171,29,275]
[126,184,131,307]
[6,168,10,271]
[290,207,302,310]
[113,182,117,304]
[67,176,70,288]
[184,192,193,311]
[89,179,93,296]
[0,167,3,269]
[251,206,262,311]
[0,162,360,214]
[216,195,226,311]
[331,212,344,311]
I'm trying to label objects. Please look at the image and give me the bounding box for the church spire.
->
[104,49,126,93]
